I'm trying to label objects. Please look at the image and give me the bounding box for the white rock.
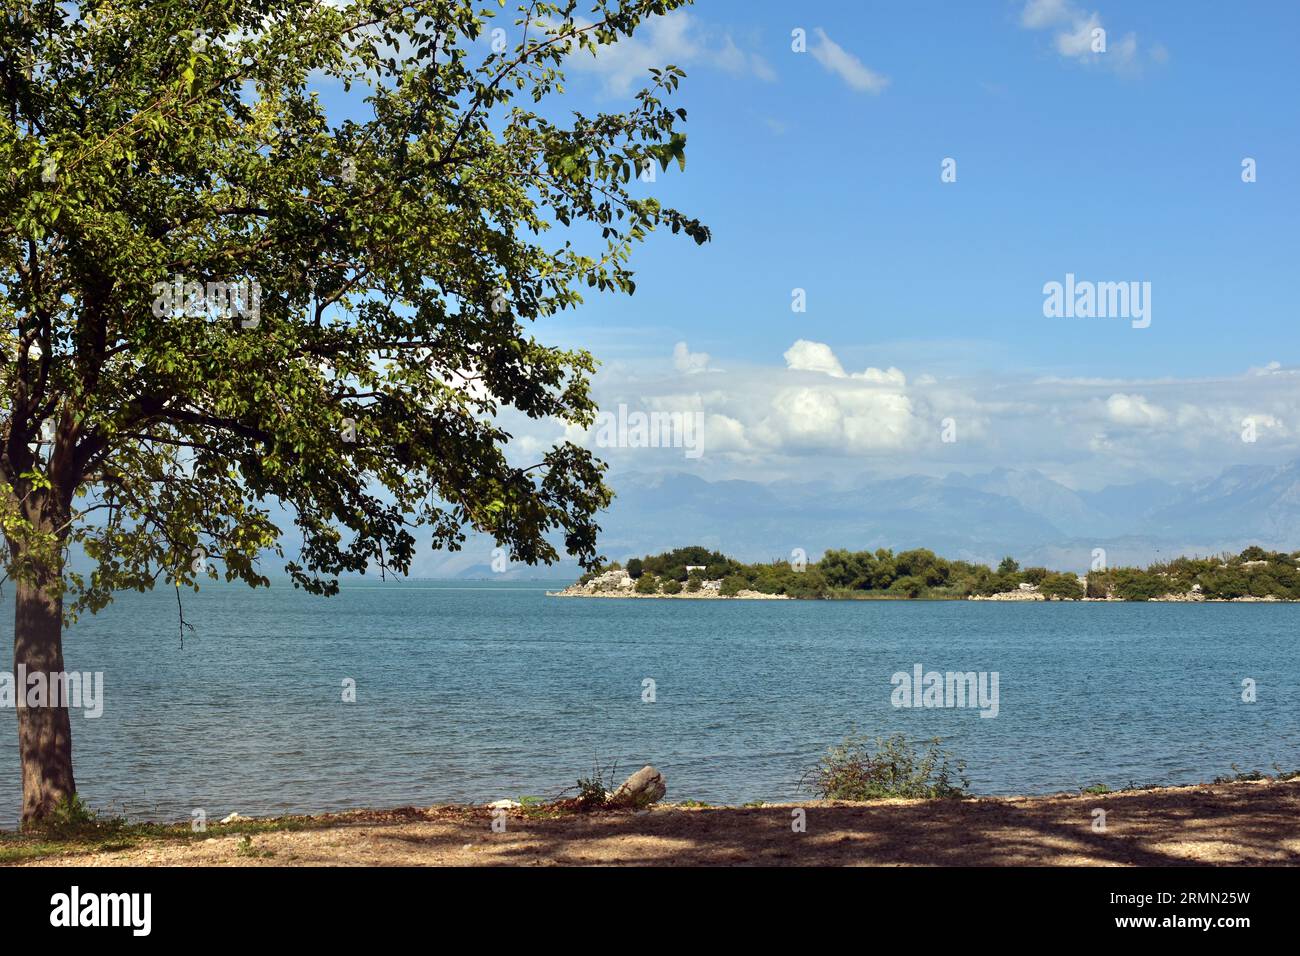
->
[487,799,521,809]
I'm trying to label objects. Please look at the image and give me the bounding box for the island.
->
[549,545,1300,601]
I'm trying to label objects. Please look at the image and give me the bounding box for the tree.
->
[625,557,643,579]
[0,0,707,823]
[1039,572,1083,600]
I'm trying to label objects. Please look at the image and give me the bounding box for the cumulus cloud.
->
[809,28,889,94]
[673,341,712,374]
[853,365,907,387]
[784,339,846,377]
[784,339,906,386]
[501,340,1299,488]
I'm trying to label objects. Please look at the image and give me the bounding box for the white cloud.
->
[809,28,889,94]
[784,339,846,377]
[1054,12,1103,58]
[784,340,906,387]
[1103,393,1168,427]
[1248,360,1298,377]
[853,366,907,387]
[715,34,777,82]
[1019,0,1143,70]
[565,12,775,94]
[1020,0,1072,29]
[503,341,1300,487]
[673,341,712,374]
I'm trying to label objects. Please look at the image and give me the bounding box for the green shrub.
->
[634,574,658,595]
[660,578,682,594]
[804,733,969,801]
[31,794,126,839]
[888,575,926,598]
[1040,572,1084,600]
[719,574,747,597]
[1111,568,1169,601]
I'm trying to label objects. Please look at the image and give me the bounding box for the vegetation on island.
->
[577,545,1300,601]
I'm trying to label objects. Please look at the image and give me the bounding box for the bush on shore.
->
[804,733,969,801]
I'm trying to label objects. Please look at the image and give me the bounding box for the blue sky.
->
[325,1,1300,488]
[528,0,1297,376]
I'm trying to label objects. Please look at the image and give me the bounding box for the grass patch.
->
[0,799,404,864]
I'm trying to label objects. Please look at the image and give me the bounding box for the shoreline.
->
[548,588,1300,602]
[9,777,1298,866]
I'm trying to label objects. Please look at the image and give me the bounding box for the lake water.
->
[1,581,1297,828]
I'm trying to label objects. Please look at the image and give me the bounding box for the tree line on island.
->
[576,545,1300,600]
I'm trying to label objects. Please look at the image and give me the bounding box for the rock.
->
[220,812,249,824]
[610,765,666,808]
[487,799,521,809]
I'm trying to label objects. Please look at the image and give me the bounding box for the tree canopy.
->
[0,0,708,821]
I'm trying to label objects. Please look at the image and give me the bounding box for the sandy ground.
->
[16,778,1300,867]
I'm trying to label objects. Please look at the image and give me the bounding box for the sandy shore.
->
[13,778,1300,866]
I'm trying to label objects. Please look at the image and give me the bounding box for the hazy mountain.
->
[1143,460,1300,543]
[374,458,1300,579]
[942,467,1112,537]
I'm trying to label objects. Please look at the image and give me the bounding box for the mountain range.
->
[426,457,1300,579]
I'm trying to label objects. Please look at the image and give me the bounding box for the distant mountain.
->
[386,458,1300,579]
[942,467,1114,537]
[1143,460,1300,543]
[1077,479,1179,534]
[584,458,1300,574]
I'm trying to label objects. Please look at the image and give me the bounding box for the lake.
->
[1,581,1297,827]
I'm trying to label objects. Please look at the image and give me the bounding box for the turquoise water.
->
[1,581,1297,827]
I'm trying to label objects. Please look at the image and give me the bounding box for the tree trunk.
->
[14,567,76,825]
